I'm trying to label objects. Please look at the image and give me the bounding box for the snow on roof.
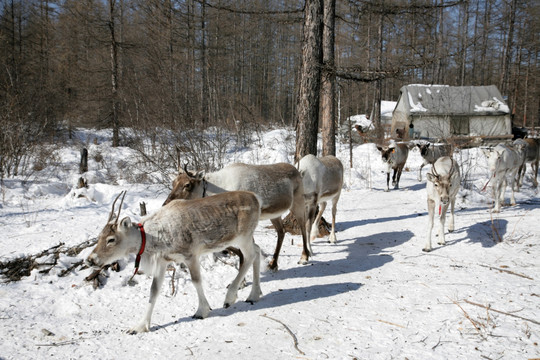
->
[399,85,510,115]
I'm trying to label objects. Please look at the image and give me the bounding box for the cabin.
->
[391,85,512,145]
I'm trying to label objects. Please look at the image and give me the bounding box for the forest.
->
[1,0,539,176]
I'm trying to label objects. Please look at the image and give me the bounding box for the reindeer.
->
[514,138,539,189]
[424,156,460,252]
[163,162,311,270]
[86,191,262,334]
[377,142,409,191]
[298,154,344,244]
[416,142,453,181]
[482,142,525,212]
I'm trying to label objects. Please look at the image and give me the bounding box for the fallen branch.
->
[464,300,540,326]
[479,264,534,280]
[261,314,305,355]
[377,319,406,328]
[0,238,97,283]
[449,298,483,334]
[36,337,95,347]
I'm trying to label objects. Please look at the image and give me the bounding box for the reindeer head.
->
[417,143,430,157]
[163,164,205,206]
[426,160,456,205]
[377,145,395,164]
[86,191,138,269]
[482,147,503,175]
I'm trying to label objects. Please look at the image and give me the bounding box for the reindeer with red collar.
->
[86,190,262,334]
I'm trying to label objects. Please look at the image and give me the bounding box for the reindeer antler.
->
[108,191,127,224]
[183,162,196,177]
[431,161,440,178]
[448,158,455,178]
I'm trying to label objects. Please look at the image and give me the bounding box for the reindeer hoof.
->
[422,248,431,252]
[127,324,149,334]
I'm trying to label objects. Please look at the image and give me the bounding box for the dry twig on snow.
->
[261,313,305,355]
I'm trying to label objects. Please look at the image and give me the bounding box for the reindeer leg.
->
[329,198,339,244]
[392,168,398,188]
[187,257,211,319]
[448,197,456,233]
[394,166,403,189]
[423,199,435,252]
[306,196,319,243]
[292,190,312,265]
[225,236,257,308]
[438,204,449,245]
[418,163,425,182]
[268,218,284,271]
[508,171,517,205]
[128,261,167,334]
[311,202,326,243]
[385,171,390,192]
[227,240,262,306]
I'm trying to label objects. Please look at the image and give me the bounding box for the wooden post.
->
[139,202,147,216]
[80,148,88,174]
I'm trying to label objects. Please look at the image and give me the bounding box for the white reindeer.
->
[86,191,262,334]
[163,162,311,270]
[424,156,460,252]
[416,142,453,181]
[377,142,409,191]
[482,142,525,212]
[298,154,344,244]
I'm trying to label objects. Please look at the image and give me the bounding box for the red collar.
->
[133,223,146,276]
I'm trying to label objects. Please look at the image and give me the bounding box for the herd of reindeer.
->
[85,136,540,334]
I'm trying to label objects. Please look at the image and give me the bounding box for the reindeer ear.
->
[376,146,383,152]
[195,170,205,180]
[119,217,132,229]
[426,173,436,182]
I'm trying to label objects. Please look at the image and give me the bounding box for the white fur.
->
[298,154,343,244]
[482,143,525,212]
[424,156,460,252]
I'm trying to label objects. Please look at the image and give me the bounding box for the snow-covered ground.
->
[1,128,539,359]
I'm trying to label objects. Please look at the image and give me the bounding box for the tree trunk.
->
[109,0,120,147]
[500,0,517,97]
[295,0,323,162]
[321,0,336,157]
[201,0,209,126]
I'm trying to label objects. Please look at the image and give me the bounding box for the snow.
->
[1,128,539,359]
[475,97,511,114]
[408,91,428,113]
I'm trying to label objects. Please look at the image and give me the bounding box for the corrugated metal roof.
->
[399,85,510,116]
